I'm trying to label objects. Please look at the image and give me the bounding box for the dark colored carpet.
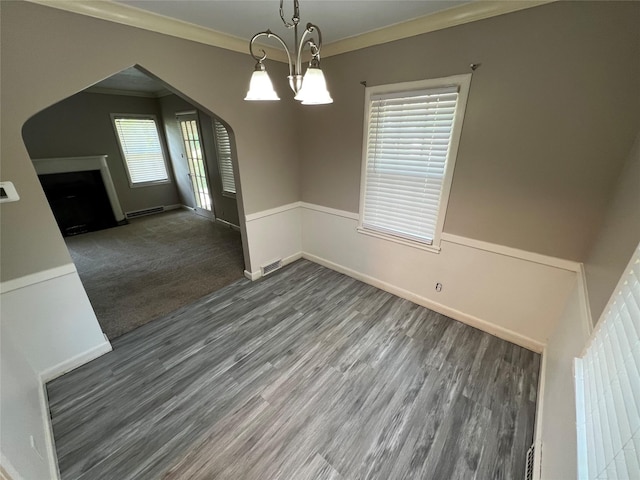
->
[65,210,244,339]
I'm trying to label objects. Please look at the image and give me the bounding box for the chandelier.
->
[245,0,333,105]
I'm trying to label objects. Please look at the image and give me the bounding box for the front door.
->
[177,112,215,219]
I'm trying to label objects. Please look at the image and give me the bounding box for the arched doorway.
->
[22,65,249,339]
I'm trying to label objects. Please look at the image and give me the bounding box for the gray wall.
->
[159,94,240,226]
[584,132,640,322]
[22,91,181,213]
[298,1,640,261]
[0,1,299,282]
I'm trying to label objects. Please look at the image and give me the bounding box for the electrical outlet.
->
[435,282,443,292]
[30,435,44,460]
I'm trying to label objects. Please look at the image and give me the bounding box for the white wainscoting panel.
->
[244,203,302,278]
[1,268,111,480]
[300,204,577,350]
[0,269,111,376]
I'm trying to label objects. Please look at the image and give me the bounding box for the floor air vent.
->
[525,443,535,480]
[125,206,165,219]
[261,259,282,276]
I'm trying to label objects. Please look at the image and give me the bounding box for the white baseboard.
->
[302,251,545,353]
[244,269,261,281]
[244,252,303,282]
[38,383,61,480]
[532,347,547,479]
[215,218,240,231]
[39,341,112,383]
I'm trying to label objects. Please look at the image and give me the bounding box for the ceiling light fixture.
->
[245,0,333,105]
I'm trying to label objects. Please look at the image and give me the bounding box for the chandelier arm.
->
[279,0,300,28]
[249,30,294,78]
[296,23,323,75]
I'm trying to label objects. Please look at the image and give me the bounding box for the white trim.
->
[300,202,359,220]
[441,233,581,273]
[321,1,555,58]
[38,341,112,383]
[245,202,301,222]
[356,227,441,254]
[302,251,545,353]
[111,114,172,188]
[0,264,77,294]
[244,251,302,282]
[37,383,61,480]
[26,0,289,63]
[576,264,594,338]
[358,74,472,251]
[532,347,547,480]
[26,0,553,61]
[247,201,584,272]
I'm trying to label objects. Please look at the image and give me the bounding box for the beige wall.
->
[0,1,299,282]
[584,132,640,322]
[22,91,181,213]
[299,1,640,261]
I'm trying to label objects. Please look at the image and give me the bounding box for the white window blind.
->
[362,85,460,245]
[213,120,236,195]
[113,116,169,186]
[576,245,640,480]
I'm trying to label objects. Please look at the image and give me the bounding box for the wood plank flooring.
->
[47,260,540,480]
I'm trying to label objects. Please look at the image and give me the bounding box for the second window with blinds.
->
[358,74,471,251]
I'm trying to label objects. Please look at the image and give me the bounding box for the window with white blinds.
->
[575,245,640,480]
[112,115,169,186]
[213,120,236,195]
[359,75,470,248]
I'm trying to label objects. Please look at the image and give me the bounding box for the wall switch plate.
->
[0,181,20,203]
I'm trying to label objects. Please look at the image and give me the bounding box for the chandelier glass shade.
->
[245,0,333,105]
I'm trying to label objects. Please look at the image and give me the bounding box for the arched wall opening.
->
[20,64,251,339]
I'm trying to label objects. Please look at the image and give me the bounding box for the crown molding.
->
[26,0,289,63]
[27,0,554,63]
[321,0,556,58]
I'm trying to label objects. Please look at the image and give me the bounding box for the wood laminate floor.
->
[47,260,540,480]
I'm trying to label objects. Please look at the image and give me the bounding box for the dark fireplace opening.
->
[39,170,118,236]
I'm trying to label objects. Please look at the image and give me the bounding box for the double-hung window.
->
[358,75,471,251]
[213,119,236,196]
[112,114,170,187]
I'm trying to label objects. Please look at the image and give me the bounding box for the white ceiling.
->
[115,0,472,47]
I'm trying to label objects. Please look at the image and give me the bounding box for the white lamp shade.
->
[294,67,333,105]
[245,70,280,101]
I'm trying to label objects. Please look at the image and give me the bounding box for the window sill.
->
[356,227,441,254]
[129,179,171,189]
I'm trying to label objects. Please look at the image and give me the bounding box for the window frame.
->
[574,244,640,480]
[357,74,472,252]
[111,113,171,188]
[212,119,237,198]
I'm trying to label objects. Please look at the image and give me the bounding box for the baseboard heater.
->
[125,206,165,219]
